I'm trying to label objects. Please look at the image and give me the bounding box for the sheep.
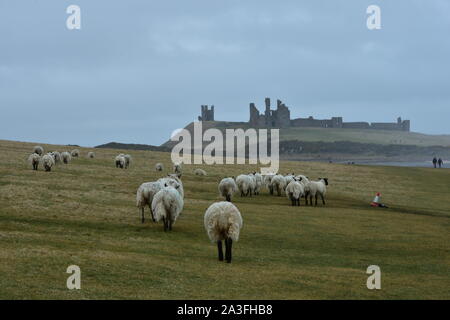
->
[305,178,329,206]
[236,174,253,197]
[250,172,263,195]
[124,154,132,168]
[50,151,61,164]
[61,151,72,164]
[159,173,184,198]
[28,153,40,170]
[41,154,55,172]
[155,163,164,171]
[194,168,207,176]
[271,174,286,196]
[33,146,44,156]
[264,174,275,195]
[218,177,238,202]
[285,179,305,206]
[284,174,295,187]
[136,176,182,224]
[87,152,95,158]
[115,155,126,169]
[71,149,79,157]
[151,183,184,232]
[204,201,243,263]
[173,162,182,175]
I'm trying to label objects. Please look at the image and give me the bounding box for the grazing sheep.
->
[87,152,95,158]
[264,174,275,195]
[33,146,44,156]
[173,162,183,175]
[50,151,61,164]
[155,163,164,171]
[236,174,253,197]
[251,172,263,195]
[305,178,329,206]
[61,152,72,164]
[151,184,184,232]
[41,154,55,172]
[71,149,79,157]
[285,179,305,206]
[123,154,132,168]
[218,177,238,202]
[194,168,207,176]
[271,174,286,196]
[204,201,243,263]
[115,155,125,168]
[284,174,295,187]
[28,153,40,170]
[159,174,184,198]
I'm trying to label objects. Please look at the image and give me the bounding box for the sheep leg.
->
[309,195,313,206]
[149,205,155,222]
[163,217,167,232]
[217,240,224,261]
[315,195,318,206]
[226,195,231,202]
[269,186,273,195]
[225,238,233,263]
[320,194,325,205]
[297,199,300,206]
[168,218,172,231]
[141,207,145,223]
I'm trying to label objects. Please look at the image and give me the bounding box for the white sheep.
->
[87,152,95,158]
[50,151,61,164]
[115,155,126,169]
[236,174,253,197]
[305,178,329,206]
[71,149,79,157]
[155,163,164,171]
[250,172,263,195]
[285,179,305,206]
[194,168,207,176]
[61,151,72,164]
[159,174,184,198]
[173,162,182,175]
[124,154,131,168]
[284,173,295,187]
[271,174,286,196]
[151,184,184,232]
[264,174,275,195]
[218,177,238,202]
[28,153,40,170]
[136,176,183,224]
[204,201,243,263]
[41,154,55,172]
[33,145,44,156]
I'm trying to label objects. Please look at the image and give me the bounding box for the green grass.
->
[0,139,449,299]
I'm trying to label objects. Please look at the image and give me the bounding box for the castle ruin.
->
[199,98,410,132]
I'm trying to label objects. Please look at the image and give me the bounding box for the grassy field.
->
[0,139,449,299]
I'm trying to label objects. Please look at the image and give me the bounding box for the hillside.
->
[0,139,449,299]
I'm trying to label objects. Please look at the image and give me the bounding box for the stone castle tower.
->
[198,105,214,121]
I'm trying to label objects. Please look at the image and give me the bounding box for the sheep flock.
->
[25,144,330,264]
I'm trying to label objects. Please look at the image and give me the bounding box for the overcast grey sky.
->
[1,0,449,146]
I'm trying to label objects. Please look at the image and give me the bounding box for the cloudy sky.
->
[1,0,449,146]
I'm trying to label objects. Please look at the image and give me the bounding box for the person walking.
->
[432,157,437,168]
[438,158,443,168]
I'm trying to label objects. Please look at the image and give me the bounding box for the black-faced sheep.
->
[285,179,305,206]
[87,152,95,158]
[173,162,182,175]
[41,154,55,172]
[115,155,125,168]
[204,201,243,263]
[155,163,164,171]
[71,149,79,157]
[305,178,329,206]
